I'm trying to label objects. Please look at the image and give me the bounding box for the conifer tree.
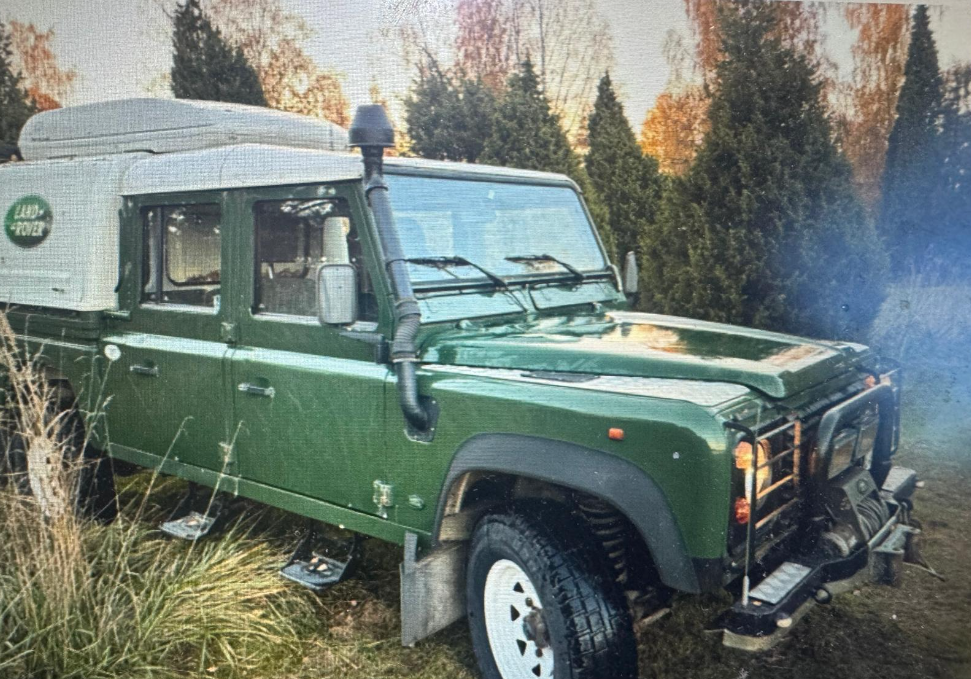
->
[936,66,971,261]
[586,72,662,259]
[481,59,578,175]
[482,59,614,251]
[170,0,266,106]
[642,3,884,340]
[878,5,944,273]
[0,21,35,152]
[404,62,496,162]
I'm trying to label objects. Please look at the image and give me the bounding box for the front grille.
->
[728,417,808,561]
[751,419,802,532]
[731,366,901,564]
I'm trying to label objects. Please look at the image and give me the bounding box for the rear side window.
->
[142,204,221,309]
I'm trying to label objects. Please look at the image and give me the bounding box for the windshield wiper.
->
[405,255,529,313]
[505,254,587,281]
[405,256,510,289]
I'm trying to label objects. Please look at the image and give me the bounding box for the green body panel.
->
[383,368,736,559]
[99,330,232,471]
[99,189,237,472]
[107,443,411,543]
[230,340,390,512]
[420,313,871,399]
[228,183,392,513]
[4,311,104,429]
[0,170,882,579]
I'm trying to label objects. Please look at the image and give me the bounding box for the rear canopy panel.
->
[1,98,352,313]
[0,154,144,311]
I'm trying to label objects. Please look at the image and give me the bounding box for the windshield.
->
[385,175,608,285]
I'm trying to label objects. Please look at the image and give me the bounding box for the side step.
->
[161,511,219,541]
[280,525,361,592]
[160,484,226,541]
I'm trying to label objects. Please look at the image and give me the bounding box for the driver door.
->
[228,184,392,515]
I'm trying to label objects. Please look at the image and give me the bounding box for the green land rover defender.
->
[0,99,921,679]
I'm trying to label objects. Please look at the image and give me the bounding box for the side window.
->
[142,204,221,309]
[253,198,377,321]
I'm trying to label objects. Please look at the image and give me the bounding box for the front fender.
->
[433,433,703,593]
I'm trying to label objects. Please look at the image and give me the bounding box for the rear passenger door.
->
[229,183,391,514]
[101,194,236,473]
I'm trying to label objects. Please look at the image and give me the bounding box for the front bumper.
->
[719,465,920,651]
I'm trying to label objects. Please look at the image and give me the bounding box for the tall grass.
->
[0,313,315,678]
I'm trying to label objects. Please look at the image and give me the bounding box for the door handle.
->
[238,382,275,398]
[130,363,159,377]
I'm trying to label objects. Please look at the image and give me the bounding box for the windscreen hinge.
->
[220,322,238,344]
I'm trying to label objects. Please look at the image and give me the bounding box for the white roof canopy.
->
[18,98,349,160]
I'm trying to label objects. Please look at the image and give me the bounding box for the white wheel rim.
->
[483,559,554,678]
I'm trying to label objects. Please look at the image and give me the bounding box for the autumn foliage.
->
[639,87,707,175]
[258,39,349,127]
[840,4,911,209]
[681,0,824,81]
[642,0,828,175]
[7,21,75,111]
[455,0,511,91]
[0,22,35,150]
[397,0,613,141]
[642,3,884,339]
[207,0,350,126]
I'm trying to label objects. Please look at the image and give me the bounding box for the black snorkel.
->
[349,105,430,432]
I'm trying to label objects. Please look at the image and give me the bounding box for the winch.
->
[819,466,891,558]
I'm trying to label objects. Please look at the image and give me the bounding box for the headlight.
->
[828,429,858,479]
[829,410,879,479]
[735,440,772,503]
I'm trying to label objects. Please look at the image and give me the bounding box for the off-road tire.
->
[467,502,638,679]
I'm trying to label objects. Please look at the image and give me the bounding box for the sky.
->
[1,0,970,131]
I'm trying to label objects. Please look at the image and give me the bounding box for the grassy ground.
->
[3,282,970,679]
[4,403,969,679]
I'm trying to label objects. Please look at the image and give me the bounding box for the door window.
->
[142,204,222,309]
[253,199,377,320]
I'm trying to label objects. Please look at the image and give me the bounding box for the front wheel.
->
[466,505,637,679]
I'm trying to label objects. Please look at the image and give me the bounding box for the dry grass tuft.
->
[0,312,316,678]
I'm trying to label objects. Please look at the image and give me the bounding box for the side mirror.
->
[317,263,358,325]
[622,251,639,295]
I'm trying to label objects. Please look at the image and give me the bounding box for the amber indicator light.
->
[608,428,625,441]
